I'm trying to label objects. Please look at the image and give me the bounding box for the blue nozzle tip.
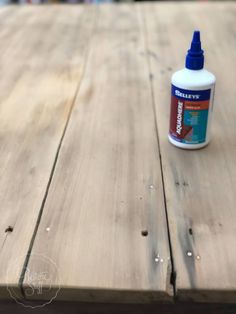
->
[192,30,200,43]
[185,30,204,70]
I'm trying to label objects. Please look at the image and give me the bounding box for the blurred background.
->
[0,0,229,5]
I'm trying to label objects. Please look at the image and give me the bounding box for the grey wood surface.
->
[0,2,235,306]
[24,4,171,303]
[0,5,95,299]
[144,2,236,303]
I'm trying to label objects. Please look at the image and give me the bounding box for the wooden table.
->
[0,2,236,312]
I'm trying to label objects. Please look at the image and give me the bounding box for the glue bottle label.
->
[169,85,211,144]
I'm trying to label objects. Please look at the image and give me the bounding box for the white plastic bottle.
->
[168,31,216,149]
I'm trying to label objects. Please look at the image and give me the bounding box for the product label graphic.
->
[169,85,211,144]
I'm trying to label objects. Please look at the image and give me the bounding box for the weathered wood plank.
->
[24,4,172,303]
[144,2,236,303]
[0,6,95,299]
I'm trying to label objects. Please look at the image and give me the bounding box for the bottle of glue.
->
[168,30,216,149]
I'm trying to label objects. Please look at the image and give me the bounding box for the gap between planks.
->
[139,4,176,297]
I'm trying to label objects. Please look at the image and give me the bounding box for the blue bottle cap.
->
[185,30,204,70]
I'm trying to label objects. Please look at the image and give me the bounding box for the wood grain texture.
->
[24,4,172,303]
[144,2,236,303]
[0,6,95,299]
